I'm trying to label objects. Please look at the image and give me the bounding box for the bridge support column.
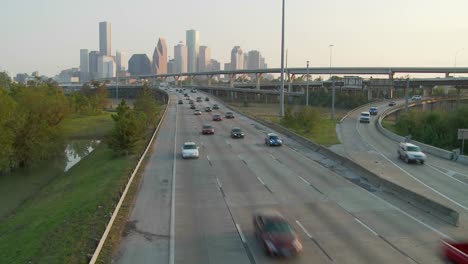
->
[388,72,395,99]
[189,76,195,86]
[174,76,180,86]
[229,74,236,88]
[456,87,461,108]
[367,86,373,101]
[207,75,213,86]
[287,73,295,92]
[256,73,262,90]
[445,72,450,78]
[423,86,432,98]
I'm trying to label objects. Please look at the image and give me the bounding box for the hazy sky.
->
[2,0,468,77]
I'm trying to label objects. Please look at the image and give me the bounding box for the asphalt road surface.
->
[114,90,460,264]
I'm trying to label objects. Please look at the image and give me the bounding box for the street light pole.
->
[454,48,464,77]
[279,0,285,118]
[329,44,335,120]
[306,60,309,106]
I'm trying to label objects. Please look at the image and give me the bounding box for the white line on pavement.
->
[257,177,266,185]
[427,164,468,187]
[270,154,276,160]
[236,224,246,243]
[295,220,312,239]
[170,104,178,264]
[206,155,210,161]
[355,122,468,211]
[298,175,310,185]
[355,218,379,236]
[217,178,222,188]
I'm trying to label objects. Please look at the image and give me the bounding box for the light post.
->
[454,48,464,77]
[306,60,309,106]
[279,0,286,118]
[329,44,335,120]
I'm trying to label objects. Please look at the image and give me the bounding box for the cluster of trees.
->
[281,107,321,132]
[0,72,111,173]
[395,107,468,152]
[305,90,368,109]
[108,85,161,155]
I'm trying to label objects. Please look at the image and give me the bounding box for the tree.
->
[0,89,18,171]
[108,100,146,155]
[134,84,159,127]
[0,72,12,89]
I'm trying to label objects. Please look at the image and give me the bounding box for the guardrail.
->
[89,91,170,264]
[223,103,460,226]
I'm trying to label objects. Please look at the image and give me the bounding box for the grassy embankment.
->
[229,103,345,146]
[0,110,159,264]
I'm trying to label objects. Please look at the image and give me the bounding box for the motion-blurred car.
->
[225,112,235,118]
[190,105,196,109]
[359,112,371,123]
[397,142,426,164]
[202,124,215,135]
[441,240,468,264]
[184,93,188,97]
[369,106,378,115]
[265,133,282,146]
[253,210,303,257]
[205,97,210,101]
[194,110,202,115]
[212,114,223,121]
[191,89,197,93]
[205,107,212,112]
[411,95,422,101]
[212,104,220,109]
[388,101,396,106]
[178,100,183,104]
[230,127,245,138]
[189,100,194,104]
[196,97,202,102]
[181,142,199,159]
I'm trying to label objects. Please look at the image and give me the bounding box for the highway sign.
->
[458,129,468,140]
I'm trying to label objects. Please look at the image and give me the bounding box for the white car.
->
[181,142,199,159]
[411,95,422,101]
[397,142,426,164]
[359,112,371,123]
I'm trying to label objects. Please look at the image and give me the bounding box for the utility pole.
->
[306,60,309,106]
[279,0,286,118]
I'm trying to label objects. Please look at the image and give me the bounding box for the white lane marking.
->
[257,177,266,185]
[270,154,276,160]
[355,218,378,236]
[355,123,468,211]
[226,140,231,145]
[295,220,313,239]
[298,175,310,185]
[216,178,222,188]
[206,155,210,161]
[170,104,178,264]
[236,224,246,243]
[427,164,468,187]
[238,154,244,161]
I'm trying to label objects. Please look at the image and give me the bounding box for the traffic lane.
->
[173,102,250,264]
[208,116,415,263]
[357,117,468,212]
[115,96,178,264]
[203,126,333,263]
[206,97,451,263]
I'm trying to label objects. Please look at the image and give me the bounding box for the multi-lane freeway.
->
[113,89,464,264]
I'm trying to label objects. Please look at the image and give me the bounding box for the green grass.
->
[0,144,138,264]
[60,112,113,139]
[228,103,341,146]
[382,119,399,134]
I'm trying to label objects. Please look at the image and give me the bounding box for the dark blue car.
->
[265,133,283,146]
[369,106,378,115]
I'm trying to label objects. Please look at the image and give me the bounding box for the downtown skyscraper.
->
[198,46,211,72]
[230,46,244,70]
[174,42,187,73]
[99,22,111,56]
[152,38,168,74]
[186,29,199,72]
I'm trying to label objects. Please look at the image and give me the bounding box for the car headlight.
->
[270,140,274,143]
[292,239,302,250]
[265,240,277,252]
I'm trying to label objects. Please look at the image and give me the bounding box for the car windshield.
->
[232,128,242,132]
[183,144,197,150]
[263,220,293,234]
[361,113,370,117]
[407,146,421,152]
[269,135,278,140]
[203,125,212,129]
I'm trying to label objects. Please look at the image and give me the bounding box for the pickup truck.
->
[441,240,468,263]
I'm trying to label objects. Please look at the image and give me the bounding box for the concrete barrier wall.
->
[225,104,459,226]
[456,155,468,165]
[377,107,454,160]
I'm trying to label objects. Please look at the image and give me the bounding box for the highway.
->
[336,100,468,232]
[114,89,458,264]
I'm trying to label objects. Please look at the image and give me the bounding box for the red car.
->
[202,124,215,135]
[212,114,223,121]
[253,210,303,257]
[441,240,468,264]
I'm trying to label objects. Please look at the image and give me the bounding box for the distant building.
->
[198,46,211,72]
[247,50,261,70]
[210,59,220,71]
[97,56,116,78]
[152,38,168,74]
[243,53,249,70]
[174,42,188,73]
[186,29,199,72]
[128,54,152,76]
[89,51,100,80]
[55,68,80,83]
[15,73,29,84]
[80,49,89,82]
[223,63,231,80]
[260,56,267,69]
[99,22,111,56]
[230,46,243,70]
[116,50,128,72]
[167,59,175,74]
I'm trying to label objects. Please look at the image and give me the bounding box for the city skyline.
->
[3,0,468,76]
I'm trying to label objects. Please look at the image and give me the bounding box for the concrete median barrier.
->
[226,104,460,227]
